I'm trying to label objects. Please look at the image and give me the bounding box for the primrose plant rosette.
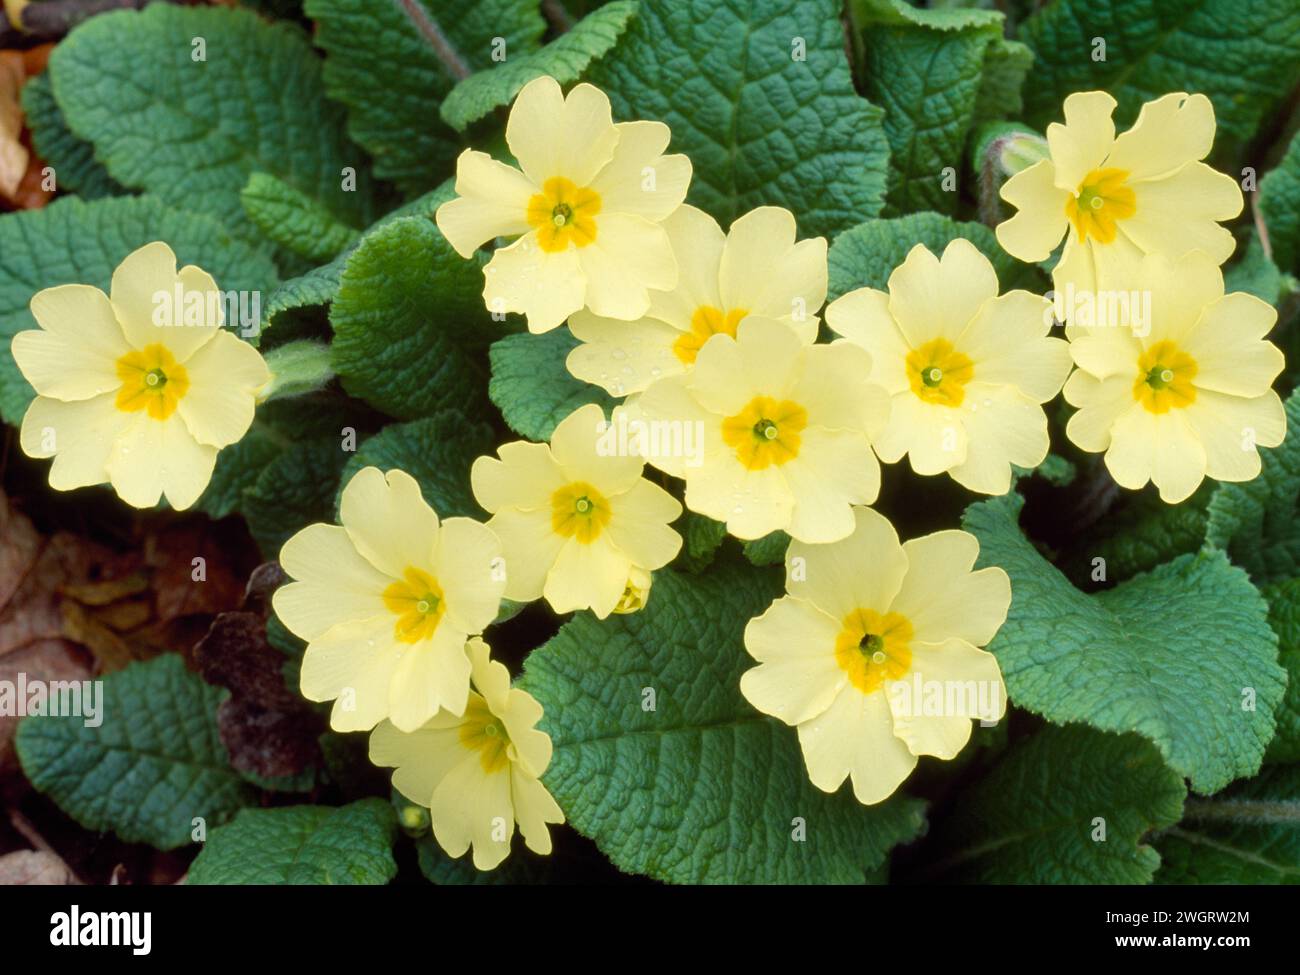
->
[11,241,270,510]
[273,467,506,733]
[741,506,1010,805]
[436,74,692,333]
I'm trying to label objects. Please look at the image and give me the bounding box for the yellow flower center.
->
[721,395,808,470]
[906,338,974,407]
[526,176,601,253]
[114,343,189,420]
[382,566,447,643]
[672,305,750,364]
[458,695,511,774]
[1133,340,1198,413]
[1064,167,1136,244]
[834,607,913,695]
[551,481,612,543]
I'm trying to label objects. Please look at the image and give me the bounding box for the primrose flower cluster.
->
[8,74,1285,872]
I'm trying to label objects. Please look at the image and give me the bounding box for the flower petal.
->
[604,478,682,569]
[589,120,691,220]
[273,523,392,640]
[887,639,1005,759]
[487,506,566,603]
[889,530,1010,647]
[175,331,268,448]
[887,239,998,347]
[1105,93,1216,181]
[298,616,403,732]
[824,287,910,394]
[995,159,1070,261]
[17,285,129,400]
[435,517,506,634]
[435,150,536,258]
[339,467,439,578]
[506,77,618,187]
[874,393,967,473]
[483,235,586,333]
[566,312,686,395]
[471,441,566,513]
[1122,163,1242,265]
[740,596,846,725]
[370,719,465,807]
[718,206,827,323]
[1184,389,1286,482]
[577,213,676,321]
[429,752,514,870]
[550,402,643,494]
[105,411,216,510]
[947,383,1050,496]
[787,505,908,622]
[543,535,629,618]
[797,684,917,804]
[957,291,1070,402]
[1047,90,1116,191]
[782,427,880,542]
[1063,371,1133,453]
[512,768,564,856]
[388,626,473,730]
[1183,293,1284,397]
[1105,404,1207,502]
[19,393,129,490]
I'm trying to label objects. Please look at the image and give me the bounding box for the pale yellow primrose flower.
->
[1063,250,1286,503]
[370,638,563,872]
[740,506,1009,805]
[631,316,889,543]
[273,467,506,733]
[566,204,826,396]
[435,75,691,334]
[470,403,682,619]
[826,239,1072,495]
[11,242,269,510]
[995,91,1242,318]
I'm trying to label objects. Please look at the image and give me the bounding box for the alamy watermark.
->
[151,285,261,338]
[0,674,103,727]
[595,413,705,468]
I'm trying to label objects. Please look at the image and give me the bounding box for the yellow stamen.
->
[834,608,913,694]
[458,695,511,774]
[1133,340,1197,413]
[1064,167,1136,244]
[551,481,612,543]
[526,176,601,252]
[114,343,189,420]
[382,566,446,643]
[721,395,808,470]
[906,338,974,407]
[672,306,749,364]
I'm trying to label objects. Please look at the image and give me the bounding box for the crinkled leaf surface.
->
[489,329,616,442]
[963,493,1284,794]
[16,655,255,850]
[188,799,397,884]
[589,0,890,237]
[519,563,926,884]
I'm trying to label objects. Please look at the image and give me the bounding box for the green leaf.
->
[1261,131,1300,276]
[0,195,278,425]
[441,1,639,131]
[338,411,496,520]
[15,655,255,850]
[963,493,1285,794]
[1225,234,1289,305]
[258,184,455,335]
[972,37,1034,125]
[742,531,791,567]
[589,0,890,238]
[918,725,1186,883]
[20,73,126,201]
[49,5,378,244]
[304,0,544,194]
[1019,0,1300,149]
[1205,387,1300,585]
[1155,763,1300,884]
[519,563,926,883]
[243,436,350,558]
[197,426,287,520]
[852,0,1004,214]
[488,329,616,441]
[1062,484,1211,585]
[1261,579,1300,764]
[673,512,728,574]
[331,215,500,421]
[827,211,1040,301]
[241,173,360,264]
[188,799,398,884]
